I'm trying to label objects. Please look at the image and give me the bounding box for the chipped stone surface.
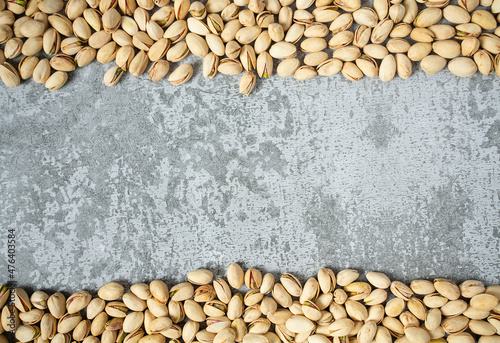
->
[0,63,499,292]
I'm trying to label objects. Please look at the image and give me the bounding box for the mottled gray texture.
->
[1,62,500,293]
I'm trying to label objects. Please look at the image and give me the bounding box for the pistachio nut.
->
[207,13,224,35]
[471,10,496,29]
[479,34,500,55]
[187,17,210,36]
[274,56,299,76]
[132,31,154,51]
[37,0,64,13]
[373,0,389,19]
[381,317,404,337]
[243,334,270,343]
[410,27,435,42]
[147,298,169,318]
[120,293,146,313]
[214,327,237,343]
[413,7,442,27]
[334,289,348,305]
[146,60,170,80]
[131,283,152,301]
[385,298,406,317]
[221,18,242,42]
[402,0,418,22]
[260,273,275,295]
[366,304,385,323]
[462,306,490,320]
[74,46,96,67]
[300,37,327,52]
[32,58,51,83]
[389,4,405,23]
[239,8,256,26]
[185,300,207,322]
[293,9,314,24]
[244,289,264,306]
[238,44,256,71]
[206,317,232,334]
[390,23,412,37]
[17,56,37,80]
[357,321,377,343]
[470,294,499,311]
[120,16,138,37]
[48,13,73,36]
[441,316,470,334]
[189,1,206,19]
[21,36,43,56]
[329,13,353,33]
[289,301,304,315]
[386,38,410,53]
[330,302,348,320]
[249,318,271,334]
[57,313,82,334]
[46,293,66,319]
[329,318,355,336]
[443,5,471,23]
[233,324,250,343]
[400,311,419,329]
[375,326,392,343]
[364,272,391,290]
[260,297,278,316]
[434,279,461,301]
[204,300,227,317]
[45,70,67,90]
[123,328,145,343]
[83,8,102,31]
[353,7,378,27]
[404,327,430,343]
[119,312,143,333]
[276,324,297,343]
[183,320,200,343]
[16,325,41,342]
[304,23,329,38]
[197,329,217,343]
[428,24,455,40]
[312,6,339,22]
[468,320,496,335]
[235,25,261,45]
[278,6,293,30]
[19,19,46,38]
[256,11,274,28]
[363,289,388,306]
[371,18,394,44]
[334,0,361,12]
[299,300,322,321]
[201,51,220,75]
[268,41,296,58]
[39,313,57,340]
[184,32,208,57]
[345,283,372,301]
[88,30,112,49]
[285,23,305,44]
[13,288,31,312]
[329,31,355,49]
[440,300,468,317]
[423,293,449,308]
[163,19,187,43]
[4,38,23,59]
[333,46,361,61]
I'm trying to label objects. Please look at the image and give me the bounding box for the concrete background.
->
[1,60,499,293]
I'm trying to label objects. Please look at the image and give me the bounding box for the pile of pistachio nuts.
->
[1,265,500,343]
[0,0,499,93]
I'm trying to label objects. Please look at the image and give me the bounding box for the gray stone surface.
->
[1,62,500,293]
